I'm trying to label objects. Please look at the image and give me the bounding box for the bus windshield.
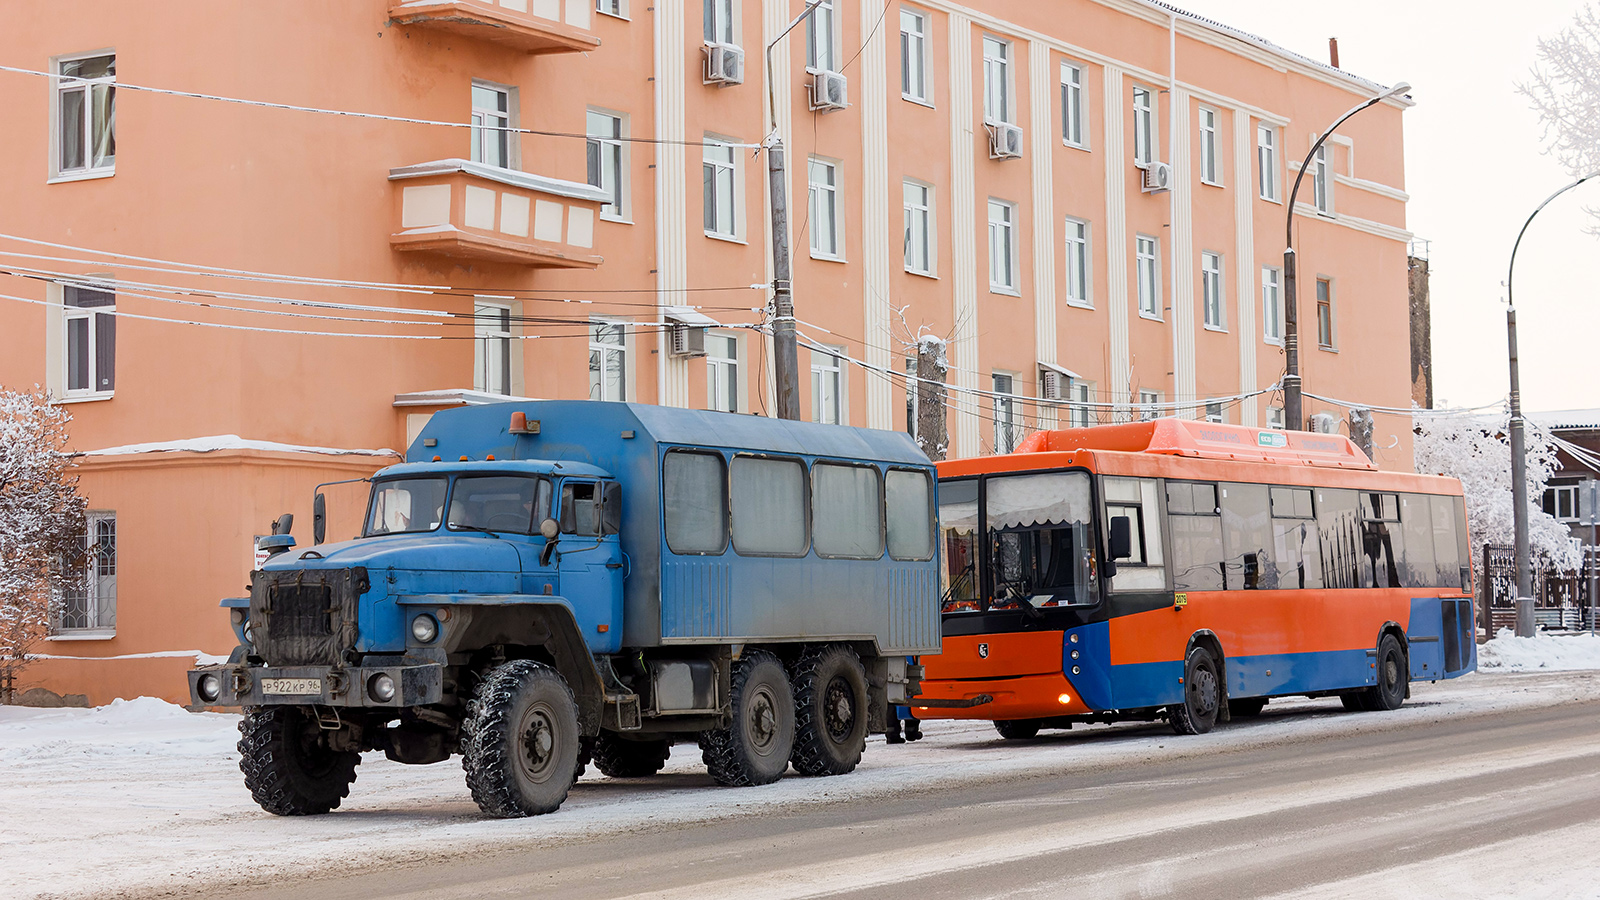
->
[986,471,1096,610]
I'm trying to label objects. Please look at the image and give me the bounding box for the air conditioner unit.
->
[703,43,744,86]
[1140,161,1173,193]
[988,122,1024,160]
[1039,368,1062,401]
[809,70,848,112]
[668,323,707,358]
[1310,412,1339,434]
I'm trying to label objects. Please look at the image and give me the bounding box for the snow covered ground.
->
[2,644,1598,900]
[1478,628,1600,671]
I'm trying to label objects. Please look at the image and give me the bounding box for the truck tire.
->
[789,645,868,776]
[461,660,581,818]
[237,706,359,816]
[592,733,672,778]
[1168,646,1221,735]
[700,649,794,787]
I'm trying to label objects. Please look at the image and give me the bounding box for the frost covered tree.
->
[1413,410,1578,573]
[1522,4,1600,224]
[0,389,87,702]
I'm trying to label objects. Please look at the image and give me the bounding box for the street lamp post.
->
[1506,173,1598,637]
[1282,82,1410,431]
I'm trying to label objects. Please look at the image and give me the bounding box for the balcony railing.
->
[388,0,600,54]
[389,159,606,269]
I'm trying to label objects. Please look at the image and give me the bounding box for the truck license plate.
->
[261,678,322,696]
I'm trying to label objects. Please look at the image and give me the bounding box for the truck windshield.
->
[366,477,448,536]
[448,476,551,535]
[986,471,1096,610]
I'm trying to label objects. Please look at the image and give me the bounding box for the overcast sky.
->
[1188,0,1597,414]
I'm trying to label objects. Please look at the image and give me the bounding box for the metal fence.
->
[1480,544,1600,634]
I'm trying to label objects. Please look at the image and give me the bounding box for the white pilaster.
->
[948,14,980,456]
[1028,41,1058,429]
[1170,86,1196,416]
[1102,64,1131,419]
[654,0,688,407]
[1233,108,1258,426]
[861,0,893,430]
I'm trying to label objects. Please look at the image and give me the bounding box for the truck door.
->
[556,478,624,653]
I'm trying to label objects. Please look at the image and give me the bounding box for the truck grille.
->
[251,567,369,667]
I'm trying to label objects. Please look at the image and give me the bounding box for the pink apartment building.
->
[0,0,1416,704]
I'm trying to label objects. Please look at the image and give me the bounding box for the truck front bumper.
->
[187,661,443,708]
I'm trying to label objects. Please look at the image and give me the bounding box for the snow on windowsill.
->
[79,435,400,458]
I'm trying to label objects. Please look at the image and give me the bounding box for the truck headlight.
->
[410,614,439,644]
[197,673,221,703]
[367,673,396,703]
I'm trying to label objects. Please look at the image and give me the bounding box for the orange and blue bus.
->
[913,419,1476,737]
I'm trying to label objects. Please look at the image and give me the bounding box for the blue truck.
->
[188,401,940,817]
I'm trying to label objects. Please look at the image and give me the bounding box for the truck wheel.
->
[790,645,868,776]
[461,660,580,818]
[700,649,794,787]
[592,733,672,778]
[1168,646,1221,735]
[994,719,1042,740]
[1359,635,1409,711]
[237,706,359,816]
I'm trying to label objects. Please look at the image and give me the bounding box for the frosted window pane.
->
[886,469,933,560]
[731,456,808,555]
[813,463,883,559]
[664,451,727,553]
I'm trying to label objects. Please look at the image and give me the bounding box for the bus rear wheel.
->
[700,649,795,786]
[1169,647,1221,735]
[994,719,1042,740]
[1359,635,1409,711]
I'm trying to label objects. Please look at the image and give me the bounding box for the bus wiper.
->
[939,562,975,607]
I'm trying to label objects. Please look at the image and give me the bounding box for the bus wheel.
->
[994,719,1042,740]
[700,649,795,786]
[461,660,581,818]
[1360,635,1409,711]
[790,645,869,776]
[1228,697,1268,717]
[1340,693,1366,712]
[1169,647,1221,735]
[238,706,360,816]
[592,733,672,778]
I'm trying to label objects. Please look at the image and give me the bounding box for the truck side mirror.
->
[1109,515,1133,560]
[312,493,326,546]
[272,513,293,536]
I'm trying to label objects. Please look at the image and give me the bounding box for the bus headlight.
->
[196,673,221,703]
[411,614,439,644]
[368,673,397,703]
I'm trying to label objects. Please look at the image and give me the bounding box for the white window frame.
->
[1261,265,1283,344]
[1201,251,1225,330]
[904,357,919,437]
[992,372,1022,454]
[1135,234,1161,320]
[589,320,628,402]
[1068,378,1095,428]
[1257,123,1279,202]
[62,282,116,399]
[1133,86,1156,167]
[474,300,513,396]
[808,157,844,260]
[1266,406,1286,430]
[900,8,930,105]
[1063,217,1091,308]
[706,331,740,413]
[1551,485,1581,523]
[1060,61,1087,149]
[586,109,628,222]
[1198,106,1220,185]
[988,198,1018,294]
[52,511,117,637]
[1316,277,1337,350]
[1313,143,1334,215]
[1137,389,1162,421]
[596,0,628,19]
[903,179,934,276]
[702,135,741,240]
[806,0,838,73]
[811,346,846,425]
[470,80,518,170]
[50,51,117,182]
[704,0,736,44]
[1205,401,1225,424]
[982,36,1013,125]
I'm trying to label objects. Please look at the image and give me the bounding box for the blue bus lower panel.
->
[1109,649,1375,710]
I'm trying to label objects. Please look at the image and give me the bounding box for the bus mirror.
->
[1109,516,1133,560]
[312,493,326,545]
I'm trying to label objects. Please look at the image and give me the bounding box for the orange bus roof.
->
[1010,419,1376,470]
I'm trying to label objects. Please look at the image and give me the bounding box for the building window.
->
[988,199,1017,293]
[1064,217,1090,307]
[1313,143,1333,215]
[703,0,734,42]
[55,512,116,634]
[811,348,844,424]
[1205,401,1225,423]
[589,321,626,401]
[806,0,836,71]
[1136,235,1160,319]
[982,37,1012,124]
[1138,389,1161,421]
[1199,106,1219,184]
[1201,251,1224,330]
[64,283,116,396]
[586,111,626,220]
[1133,86,1156,166]
[470,82,515,169]
[706,333,739,413]
[900,9,928,102]
[53,53,116,179]
[1266,406,1286,430]
[809,158,842,259]
[1068,378,1095,428]
[1061,62,1085,147]
[474,301,512,395]
[993,373,1021,453]
[1262,265,1282,343]
[903,180,933,275]
[1547,485,1580,523]
[1316,278,1335,349]
[1257,123,1278,201]
[596,0,626,17]
[703,138,737,238]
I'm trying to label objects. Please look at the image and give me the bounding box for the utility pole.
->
[1507,304,1534,637]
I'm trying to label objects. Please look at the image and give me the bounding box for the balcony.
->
[388,0,600,54]
[389,159,607,269]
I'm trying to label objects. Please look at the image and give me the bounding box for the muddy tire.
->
[1169,646,1222,735]
[700,649,794,787]
[461,660,580,818]
[237,706,360,816]
[994,719,1042,740]
[790,645,869,777]
[592,733,672,778]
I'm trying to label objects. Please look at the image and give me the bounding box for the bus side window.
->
[1103,476,1165,591]
[1399,494,1437,588]
[1359,491,1403,588]
[1168,481,1225,591]
[1429,494,1464,590]
[1315,489,1361,589]
[1220,483,1274,590]
[1269,486,1321,590]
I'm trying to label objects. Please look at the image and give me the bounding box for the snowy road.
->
[5,669,1600,899]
